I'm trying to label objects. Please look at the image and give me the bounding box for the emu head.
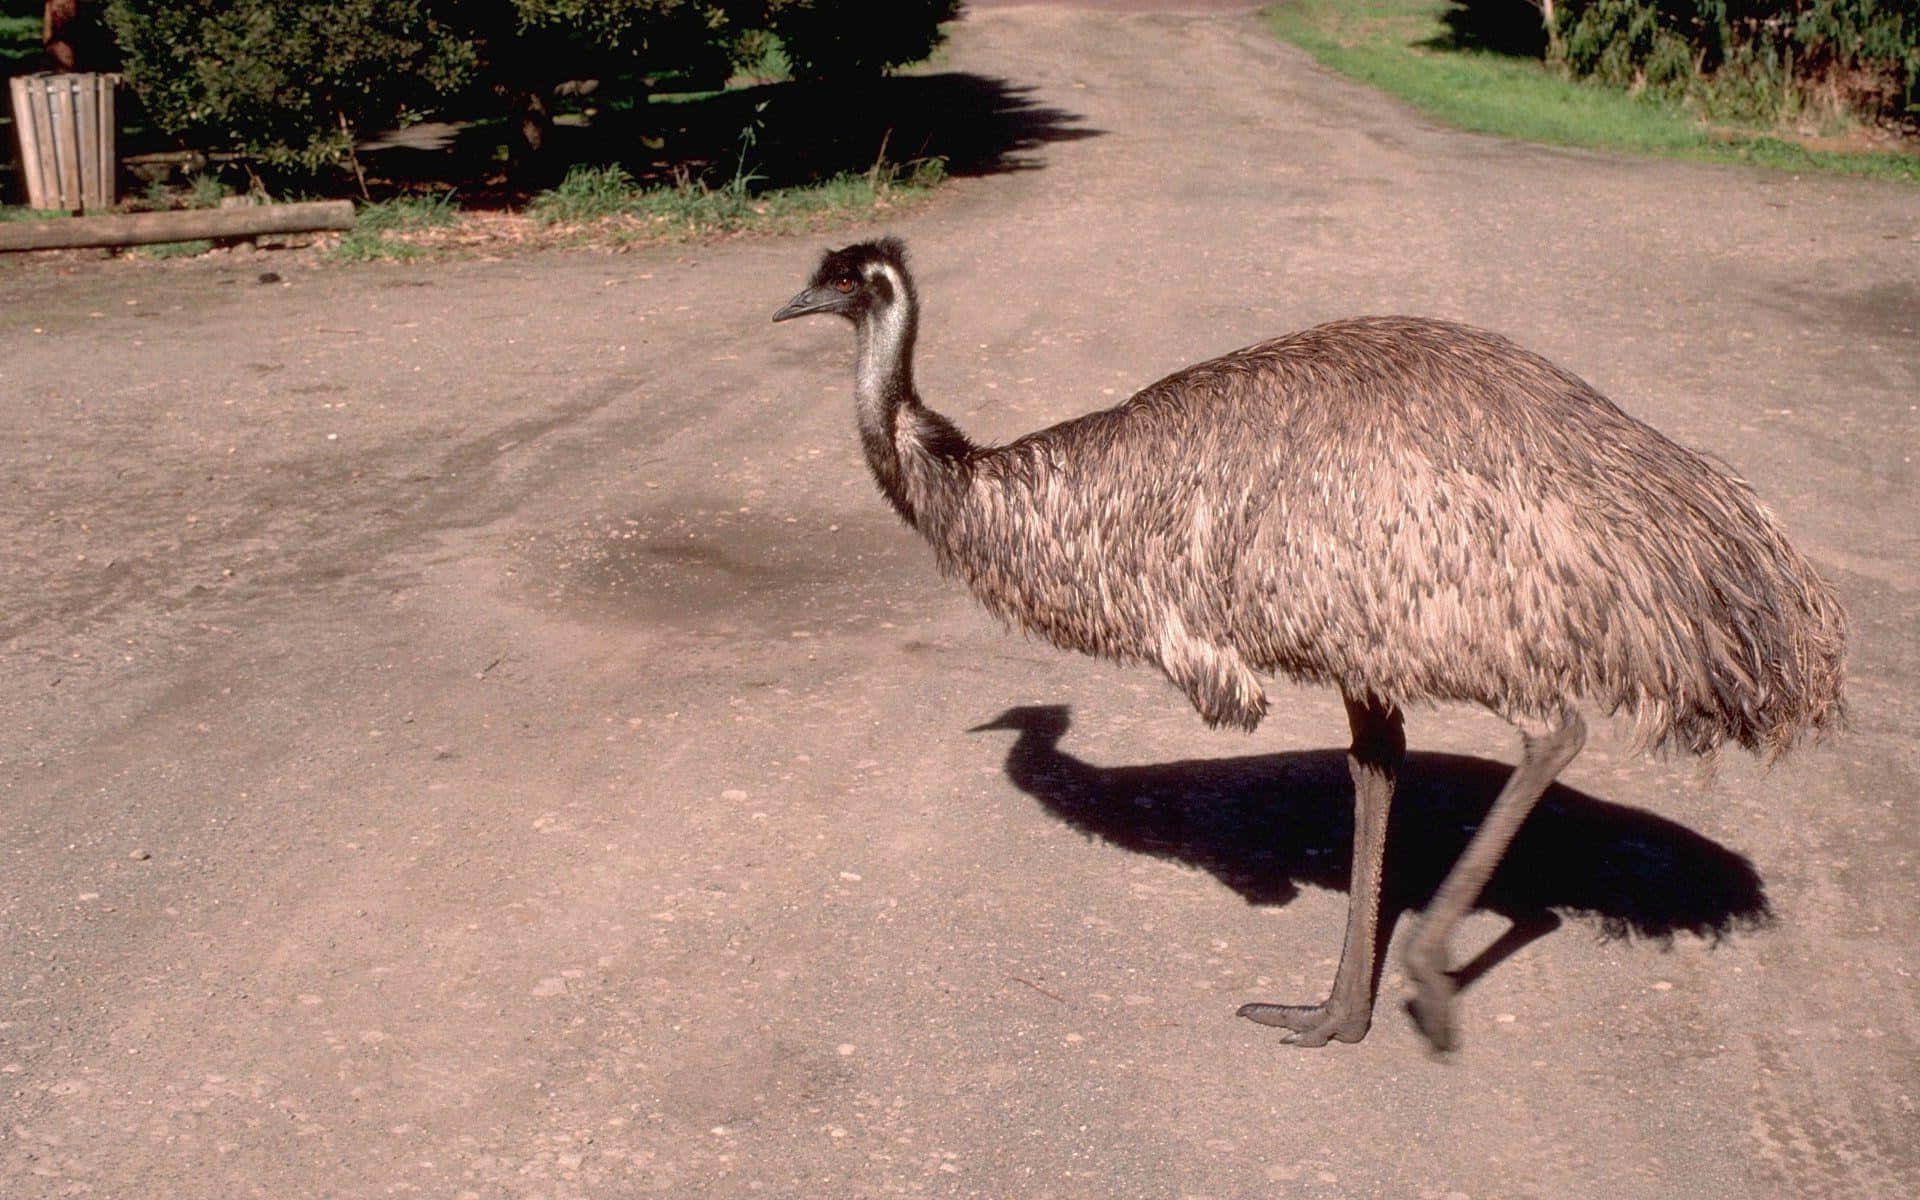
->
[772,237,912,325]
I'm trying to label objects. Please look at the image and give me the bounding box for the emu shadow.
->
[974,706,1772,994]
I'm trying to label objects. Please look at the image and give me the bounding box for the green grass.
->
[1262,0,1920,183]
[525,154,948,243]
[0,206,72,222]
[3,126,946,263]
[140,172,231,211]
[1,9,962,261]
[187,173,230,209]
[526,164,645,225]
[133,239,216,259]
[317,155,951,262]
[328,193,460,262]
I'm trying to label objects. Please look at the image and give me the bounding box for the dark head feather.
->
[810,237,909,287]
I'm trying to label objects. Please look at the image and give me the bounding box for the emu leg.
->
[1238,693,1404,1046]
[1404,711,1586,1052]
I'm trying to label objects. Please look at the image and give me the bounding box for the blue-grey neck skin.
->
[850,262,972,529]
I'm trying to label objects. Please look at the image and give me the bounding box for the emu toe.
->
[1404,967,1461,1054]
[1236,1001,1371,1047]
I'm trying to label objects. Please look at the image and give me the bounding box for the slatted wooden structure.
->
[10,73,117,212]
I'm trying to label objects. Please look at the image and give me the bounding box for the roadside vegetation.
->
[1,1,960,260]
[1263,1,1920,182]
[327,154,947,262]
[527,154,947,236]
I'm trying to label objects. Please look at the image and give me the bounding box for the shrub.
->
[103,1,960,181]
[1548,1,1920,123]
[105,1,479,171]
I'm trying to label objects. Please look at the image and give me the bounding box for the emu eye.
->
[833,277,856,294]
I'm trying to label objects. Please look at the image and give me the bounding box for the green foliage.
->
[137,168,234,210]
[0,206,74,223]
[524,145,947,240]
[105,1,479,170]
[527,163,643,224]
[134,238,216,259]
[101,1,957,180]
[330,192,459,260]
[1549,1,1920,122]
[1265,1,1920,180]
[187,172,230,209]
[0,12,42,76]
[354,191,459,231]
[730,29,793,83]
[510,0,728,47]
[493,0,745,91]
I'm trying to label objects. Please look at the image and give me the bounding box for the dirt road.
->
[4,5,1917,1197]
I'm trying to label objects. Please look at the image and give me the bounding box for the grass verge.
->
[132,239,216,259]
[0,147,947,265]
[529,156,946,235]
[322,154,946,262]
[0,207,73,222]
[328,193,462,262]
[1261,0,1920,183]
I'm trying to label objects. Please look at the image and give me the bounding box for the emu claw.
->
[1404,965,1461,1053]
[1236,1001,1369,1047]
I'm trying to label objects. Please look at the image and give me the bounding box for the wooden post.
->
[9,77,45,207]
[28,79,60,207]
[0,199,358,252]
[75,74,99,207]
[96,75,114,209]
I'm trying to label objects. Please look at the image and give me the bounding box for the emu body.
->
[774,238,1846,1050]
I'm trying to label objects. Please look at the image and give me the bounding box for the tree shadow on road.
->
[972,705,1772,994]
[362,71,1100,200]
[1419,1,1551,58]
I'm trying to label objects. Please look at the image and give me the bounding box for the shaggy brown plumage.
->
[774,238,1846,1050]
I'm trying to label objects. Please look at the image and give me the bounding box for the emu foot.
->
[1404,956,1460,1054]
[1236,1001,1370,1047]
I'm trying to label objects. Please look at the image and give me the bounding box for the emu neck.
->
[853,296,971,529]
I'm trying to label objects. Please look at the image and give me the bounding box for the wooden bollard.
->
[0,199,357,253]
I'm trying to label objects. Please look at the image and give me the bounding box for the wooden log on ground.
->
[0,200,357,252]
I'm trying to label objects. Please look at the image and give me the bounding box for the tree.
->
[1447,1,1918,124]
[105,1,478,172]
[472,1,757,168]
[1548,1,1920,123]
[1529,0,1565,59]
[42,0,115,71]
[44,1,80,70]
[102,0,960,182]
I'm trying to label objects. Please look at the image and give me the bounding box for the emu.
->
[772,238,1846,1050]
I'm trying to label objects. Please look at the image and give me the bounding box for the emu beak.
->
[771,286,835,323]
